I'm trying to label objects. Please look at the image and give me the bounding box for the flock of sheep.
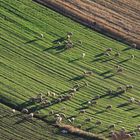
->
[11,32,139,140]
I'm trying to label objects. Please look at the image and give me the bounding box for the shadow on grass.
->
[43,45,66,53]
[117,58,130,64]
[52,37,65,44]
[132,114,140,118]
[108,91,125,98]
[68,58,80,63]
[69,75,84,81]
[99,70,115,79]
[95,53,104,58]
[18,100,35,110]
[124,107,136,111]
[117,102,130,108]
[24,38,40,44]
[122,47,131,51]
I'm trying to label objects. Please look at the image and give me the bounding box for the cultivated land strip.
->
[0,0,140,139]
[34,0,140,48]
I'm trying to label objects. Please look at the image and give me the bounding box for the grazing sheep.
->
[106,48,112,52]
[56,98,62,103]
[12,109,16,113]
[109,124,115,129]
[87,101,91,105]
[117,67,123,73]
[85,117,92,122]
[126,85,134,90]
[49,110,54,115]
[115,65,120,69]
[59,113,66,118]
[21,108,28,114]
[67,119,72,123]
[67,32,73,36]
[78,40,82,45]
[60,107,66,111]
[117,86,124,91]
[77,124,82,128]
[121,127,126,132]
[138,100,140,106]
[106,105,112,110]
[58,41,61,45]
[67,35,71,40]
[55,114,60,117]
[114,52,120,57]
[116,120,123,124]
[132,43,137,49]
[82,53,85,58]
[69,88,77,93]
[137,124,140,128]
[79,109,86,114]
[125,134,132,139]
[71,117,75,122]
[93,95,100,100]
[40,34,44,38]
[47,91,51,96]
[130,55,135,60]
[51,92,56,97]
[129,97,135,103]
[27,113,34,119]
[56,116,62,124]
[83,71,93,76]
[61,129,68,134]
[95,120,102,125]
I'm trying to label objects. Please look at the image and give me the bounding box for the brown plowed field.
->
[34,0,140,48]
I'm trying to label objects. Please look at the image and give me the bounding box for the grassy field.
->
[0,0,140,139]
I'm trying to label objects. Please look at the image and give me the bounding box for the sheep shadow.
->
[100,70,115,79]
[43,45,66,53]
[117,102,130,108]
[95,53,104,58]
[94,110,106,115]
[52,37,65,44]
[68,58,80,63]
[14,117,35,125]
[100,58,114,63]
[92,58,104,62]
[108,91,125,98]
[122,47,131,51]
[117,58,129,64]
[69,75,84,81]
[24,38,40,44]
[124,107,136,111]
[18,100,35,109]
[132,114,140,118]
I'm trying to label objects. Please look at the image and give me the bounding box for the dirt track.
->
[34,0,140,48]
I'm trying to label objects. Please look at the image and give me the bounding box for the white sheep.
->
[106,48,112,52]
[21,108,29,114]
[12,109,16,113]
[106,105,112,110]
[82,53,85,58]
[27,113,34,119]
[130,55,135,60]
[56,116,62,124]
[40,34,44,38]
[129,97,135,103]
[61,130,68,134]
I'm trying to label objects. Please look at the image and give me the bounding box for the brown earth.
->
[34,0,140,48]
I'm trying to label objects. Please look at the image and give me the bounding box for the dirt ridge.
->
[34,0,140,49]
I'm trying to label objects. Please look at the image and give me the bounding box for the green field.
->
[0,0,140,139]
